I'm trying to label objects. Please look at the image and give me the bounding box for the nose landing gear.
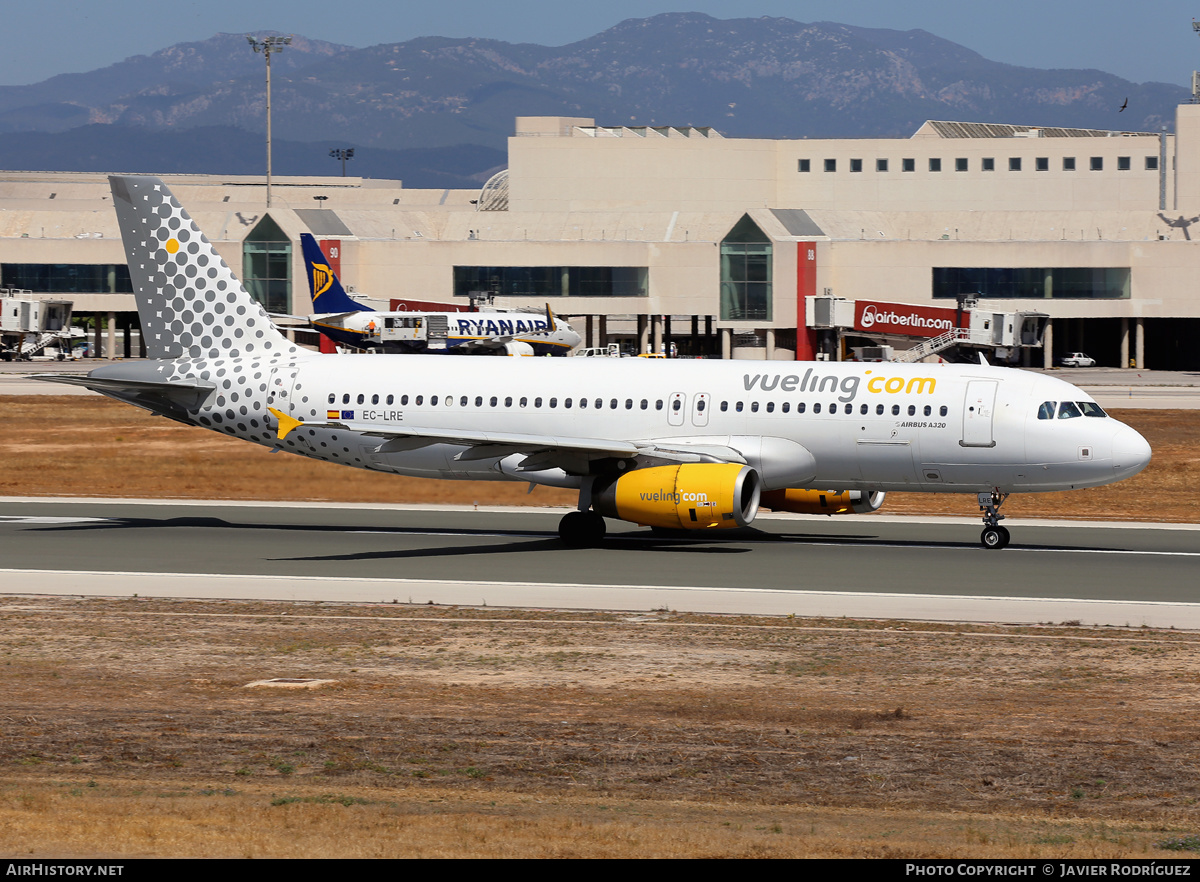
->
[978,489,1010,549]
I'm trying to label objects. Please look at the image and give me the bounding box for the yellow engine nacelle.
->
[594,463,761,530]
[760,488,886,516]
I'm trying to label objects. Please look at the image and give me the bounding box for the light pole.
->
[330,148,355,176]
[247,34,292,208]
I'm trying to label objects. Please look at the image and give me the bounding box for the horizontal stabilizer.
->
[34,373,216,416]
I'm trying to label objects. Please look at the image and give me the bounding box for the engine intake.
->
[594,463,761,529]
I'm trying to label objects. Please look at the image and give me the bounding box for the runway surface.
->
[2,498,1198,628]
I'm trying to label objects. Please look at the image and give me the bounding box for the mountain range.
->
[0,13,1187,189]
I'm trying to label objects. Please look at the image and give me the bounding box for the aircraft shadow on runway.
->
[24,516,753,558]
[22,516,1108,554]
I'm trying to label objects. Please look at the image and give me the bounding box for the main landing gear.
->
[978,489,1010,549]
[558,509,606,547]
[558,477,607,548]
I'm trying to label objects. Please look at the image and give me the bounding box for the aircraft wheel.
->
[559,510,606,548]
[980,526,1010,550]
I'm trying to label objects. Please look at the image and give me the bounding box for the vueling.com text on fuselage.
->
[742,370,936,403]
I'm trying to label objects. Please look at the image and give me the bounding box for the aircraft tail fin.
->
[109,175,298,361]
[300,233,373,315]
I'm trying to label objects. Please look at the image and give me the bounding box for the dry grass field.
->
[2,599,1200,858]
[1,397,1199,857]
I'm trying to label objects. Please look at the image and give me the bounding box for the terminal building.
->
[3,104,1200,367]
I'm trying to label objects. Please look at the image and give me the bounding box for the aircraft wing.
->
[268,408,747,472]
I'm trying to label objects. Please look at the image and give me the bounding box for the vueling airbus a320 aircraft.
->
[42,176,1151,549]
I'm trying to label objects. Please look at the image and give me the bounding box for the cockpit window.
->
[1037,401,1056,420]
[1057,401,1083,419]
[1078,401,1107,418]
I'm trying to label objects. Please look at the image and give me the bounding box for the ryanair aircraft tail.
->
[301,233,372,315]
[109,175,298,362]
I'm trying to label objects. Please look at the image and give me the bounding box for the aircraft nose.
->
[1111,423,1152,476]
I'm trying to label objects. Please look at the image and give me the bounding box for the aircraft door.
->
[691,393,710,427]
[668,392,687,427]
[268,367,300,417]
[961,380,998,448]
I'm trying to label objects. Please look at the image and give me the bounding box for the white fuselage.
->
[248,354,1150,493]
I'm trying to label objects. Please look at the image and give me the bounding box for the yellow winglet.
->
[269,406,303,440]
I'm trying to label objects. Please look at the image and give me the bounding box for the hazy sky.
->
[3,0,1197,88]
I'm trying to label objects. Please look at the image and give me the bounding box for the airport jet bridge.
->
[805,295,1047,364]
[1,290,76,361]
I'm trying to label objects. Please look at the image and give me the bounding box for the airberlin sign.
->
[854,301,962,338]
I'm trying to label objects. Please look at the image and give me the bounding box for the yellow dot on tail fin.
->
[165,238,179,254]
